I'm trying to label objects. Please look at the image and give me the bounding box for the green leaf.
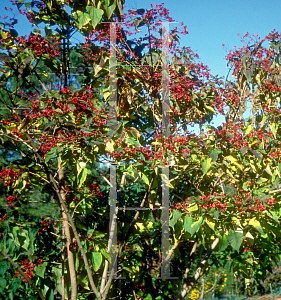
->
[205,104,216,114]
[183,216,192,233]
[78,167,88,188]
[219,235,229,251]
[244,125,253,136]
[100,248,111,263]
[47,289,54,300]
[141,173,149,186]
[202,157,212,175]
[34,262,48,279]
[76,11,91,27]
[170,211,182,229]
[190,216,203,236]
[17,229,29,250]
[209,149,222,162]
[144,294,153,300]
[248,218,264,234]
[45,147,57,163]
[187,204,198,212]
[87,6,104,29]
[92,252,102,272]
[127,137,141,146]
[104,0,116,19]
[0,278,7,288]
[269,123,278,139]
[227,232,243,252]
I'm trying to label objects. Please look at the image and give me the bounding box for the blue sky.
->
[1,0,280,80]
[0,0,280,131]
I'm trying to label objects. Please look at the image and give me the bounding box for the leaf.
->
[127,137,141,146]
[244,125,253,136]
[144,294,153,300]
[209,149,222,162]
[0,278,7,288]
[87,6,104,29]
[78,167,88,188]
[265,165,273,176]
[100,248,110,263]
[45,147,57,163]
[9,29,18,37]
[187,204,198,212]
[252,150,262,161]
[240,147,249,155]
[202,157,212,175]
[219,235,229,251]
[104,0,116,19]
[269,123,278,139]
[105,140,115,153]
[248,218,264,234]
[135,9,145,15]
[141,51,159,65]
[133,17,145,31]
[190,216,203,236]
[245,232,254,239]
[76,11,91,27]
[92,252,102,272]
[183,216,192,232]
[227,232,243,252]
[141,173,149,186]
[34,262,48,279]
[170,210,182,229]
[94,56,104,75]
[206,219,215,231]
[47,289,54,300]
[205,104,216,114]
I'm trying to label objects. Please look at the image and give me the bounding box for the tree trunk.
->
[58,160,77,300]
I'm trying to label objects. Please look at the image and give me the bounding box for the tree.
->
[0,1,281,300]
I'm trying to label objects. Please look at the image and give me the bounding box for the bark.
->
[176,236,220,299]
[58,160,77,300]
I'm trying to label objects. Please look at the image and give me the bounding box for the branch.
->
[0,248,46,300]
[177,237,220,300]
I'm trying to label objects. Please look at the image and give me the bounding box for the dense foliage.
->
[0,0,281,299]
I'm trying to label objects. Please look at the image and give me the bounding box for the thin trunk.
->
[177,237,220,300]
[61,225,65,300]
[58,160,77,300]
[200,277,205,300]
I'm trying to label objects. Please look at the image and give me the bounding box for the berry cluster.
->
[197,194,227,212]
[134,283,145,296]
[6,195,17,208]
[0,168,21,186]
[87,183,104,198]
[233,193,277,213]
[14,258,42,282]
[16,34,60,59]
[243,240,252,253]
[38,217,54,235]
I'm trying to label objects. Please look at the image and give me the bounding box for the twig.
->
[0,248,46,300]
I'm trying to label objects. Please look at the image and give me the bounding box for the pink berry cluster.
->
[38,217,54,235]
[0,168,21,186]
[14,258,42,281]
[16,34,60,59]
